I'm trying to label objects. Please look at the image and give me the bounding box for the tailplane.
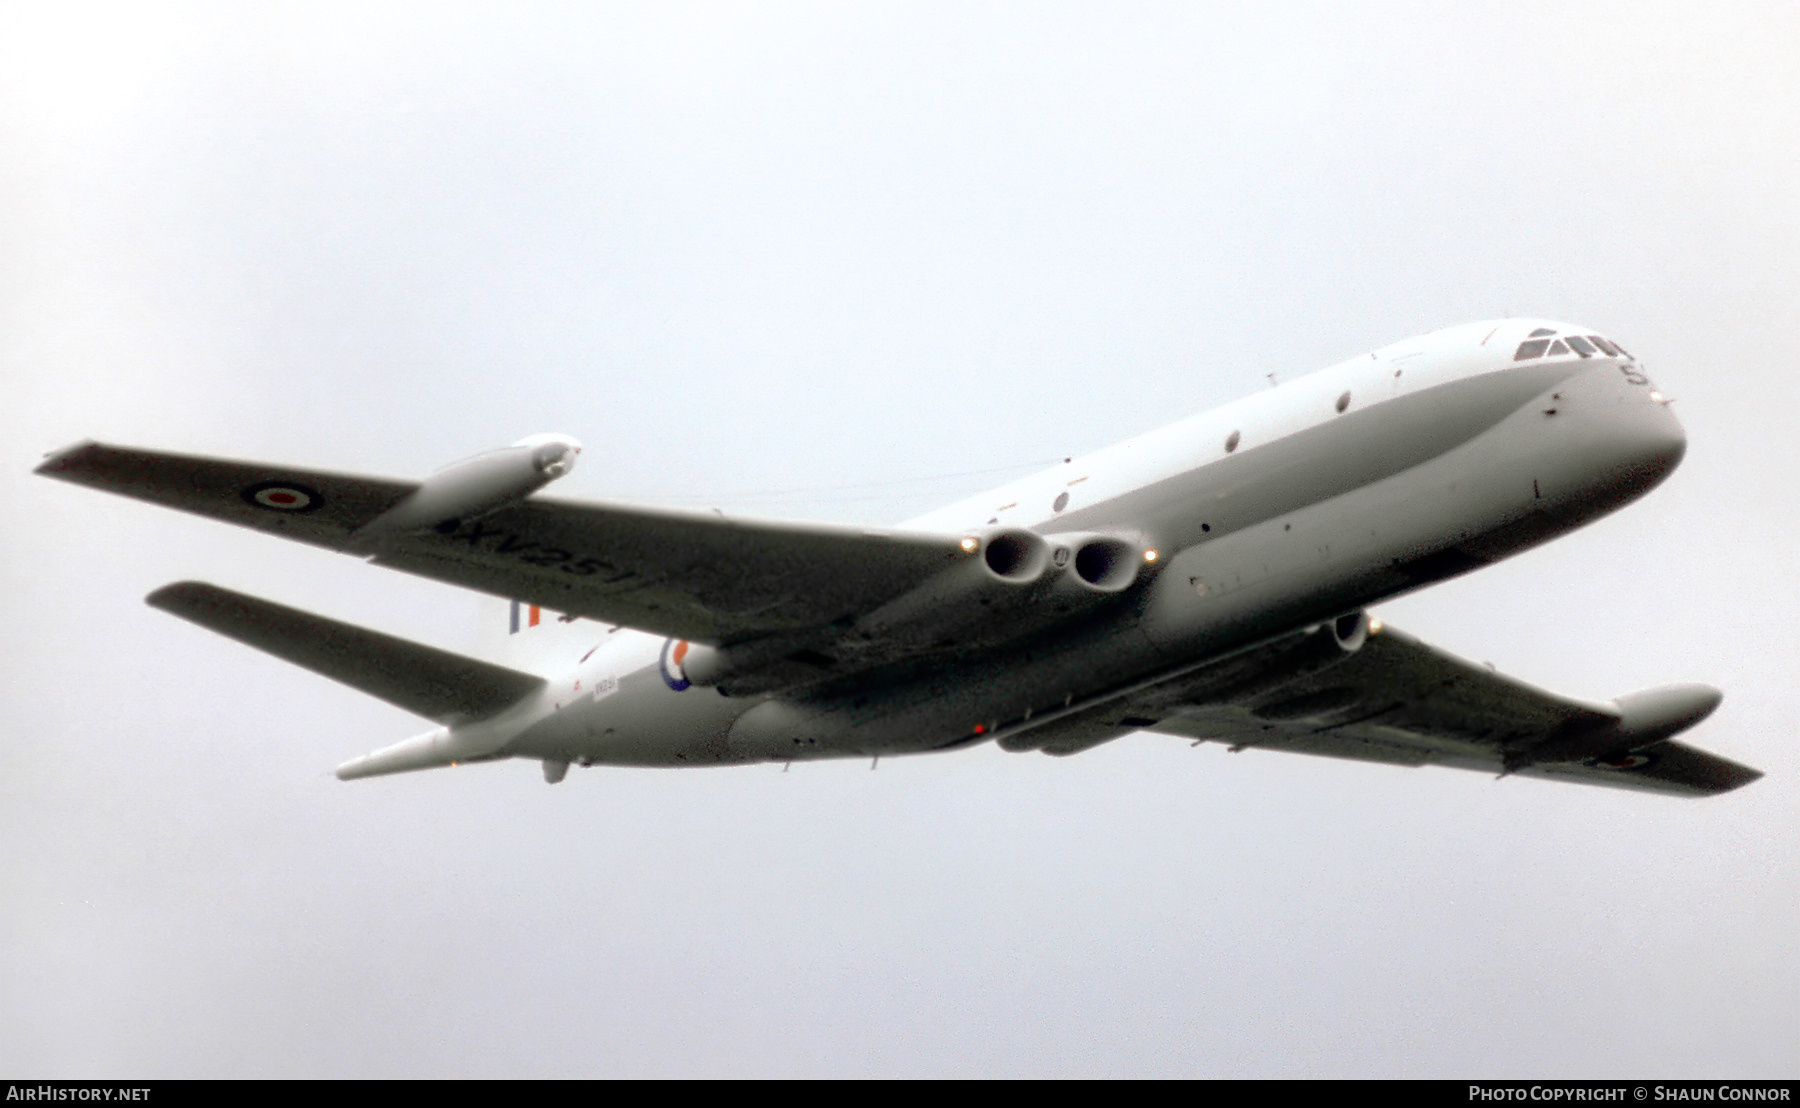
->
[148,582,545,725]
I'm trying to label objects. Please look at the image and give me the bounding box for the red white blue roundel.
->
[1585,751,1657,772]
[241,480,324,513]
[660,639,692,691]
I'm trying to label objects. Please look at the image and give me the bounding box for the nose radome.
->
[1649,396,1686,464]
[1620,394,1688,490]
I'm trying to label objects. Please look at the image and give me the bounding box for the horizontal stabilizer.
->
[147,582,544,724]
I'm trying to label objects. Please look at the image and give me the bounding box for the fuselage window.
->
[1588,336,1619,357]
[1547,339,1570,356]
[1514,339,1550,360]
[1565,335,1596,357]
[1225,430,1240,453]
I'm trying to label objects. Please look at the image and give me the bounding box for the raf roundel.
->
[659,639,692,692]
[241,481,324,513]
[1586,751,1657,772]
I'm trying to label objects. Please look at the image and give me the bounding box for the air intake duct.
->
[851,528,1052,644]
[1040,532,1146,596]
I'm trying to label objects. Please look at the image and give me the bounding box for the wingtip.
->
[34,439,100,477]
[1687,756,1764,798]
[145,580,218,613]
[1718,765,1764,794]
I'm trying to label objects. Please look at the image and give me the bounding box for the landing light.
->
[1650,390,1668,404]
[1368,618,1384,635]
[960,536,979,553]
[1143,549,1159,563]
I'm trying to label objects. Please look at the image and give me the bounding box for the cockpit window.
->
[1515,330,1634,363]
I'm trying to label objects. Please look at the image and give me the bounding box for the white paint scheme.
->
[907,320,1498,535]
[38,318,1758,796]
[351,432,582,544]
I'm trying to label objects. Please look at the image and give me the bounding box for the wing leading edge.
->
[39,441,968,646]
[1005,622,1758,798]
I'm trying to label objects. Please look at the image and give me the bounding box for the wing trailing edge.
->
[37,440,972,653]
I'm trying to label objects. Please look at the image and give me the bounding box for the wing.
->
[38,441,967,645]
[1009,623,1759,798]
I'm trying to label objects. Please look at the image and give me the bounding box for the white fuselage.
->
[361,319,1685,776]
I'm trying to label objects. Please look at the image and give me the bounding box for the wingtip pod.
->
[351,433,582,544]
[1525,683,1725,765]
[1611,683,1723,744]
[1611,684,1758,797]
[1517,682,1755,795]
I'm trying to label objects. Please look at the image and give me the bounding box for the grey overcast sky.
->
[3,2,1797,1078]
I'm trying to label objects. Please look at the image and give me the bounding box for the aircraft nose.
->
[1615,392,1687,489]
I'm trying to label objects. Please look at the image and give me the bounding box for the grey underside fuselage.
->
[508,356,1684,769]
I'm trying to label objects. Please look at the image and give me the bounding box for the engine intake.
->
[1072,536,1139,592]
[1188,611,1375,708]
[1038,532,1147,598]
[1331,610,1370,652]
[984,531,1049,581]
[849,528,1049,644]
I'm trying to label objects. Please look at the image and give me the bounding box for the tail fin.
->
[148,582,545,724]
[490,593,597,671]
